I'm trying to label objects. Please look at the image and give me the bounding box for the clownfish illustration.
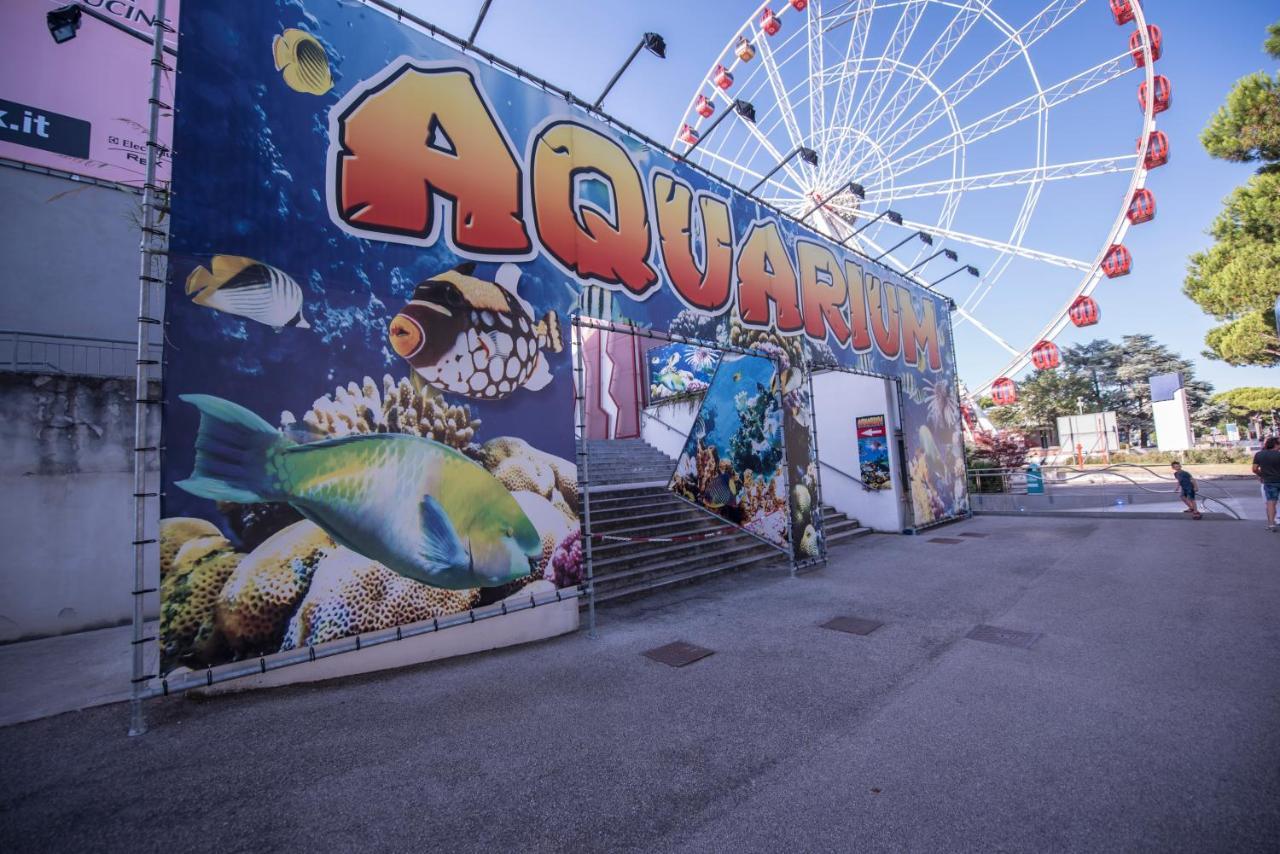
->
[185,256,310,331]
[389,262,562,400]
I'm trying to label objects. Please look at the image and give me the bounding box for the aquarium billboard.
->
[0,0,177,185]
[161,0,967,672]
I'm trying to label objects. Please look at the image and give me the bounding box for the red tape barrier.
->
[590,527,733,544]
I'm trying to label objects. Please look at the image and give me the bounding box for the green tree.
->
[1212,386,1280,434]
[1111,335,1225,441]
[1186,22,1280,366]
[982,368,1093,434]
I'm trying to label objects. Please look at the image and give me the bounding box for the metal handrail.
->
[819,460,876,493]
[640,408,691,439]
[967,463,1243,520]
[1,329,162,378]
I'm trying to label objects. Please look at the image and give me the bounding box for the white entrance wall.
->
[640,397,700,459]
[811,371,904,533]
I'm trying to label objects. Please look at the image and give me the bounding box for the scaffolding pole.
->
[129,0,169,737]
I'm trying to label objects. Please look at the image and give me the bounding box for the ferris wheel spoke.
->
[891,217,1092,272]
[822,1,876,156]
[703,88,808,189]
[850,1,928,140]
[863,154,1139,202]
[692,145,806,199]
[807,6,826,150]
[755,31,812,170]
[856,3,982,164]
[849,0,1085,180]
[952,307,1021,356]
[870,51,1138,183]
[838,1,918,160]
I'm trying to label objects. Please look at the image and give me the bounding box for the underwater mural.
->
[161,1,967,673]
[669,354,790,548]
[646,342,720,404]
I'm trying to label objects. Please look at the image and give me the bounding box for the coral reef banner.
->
[646,342,720,404]
[670,354,789,548]
[856,415,892,491]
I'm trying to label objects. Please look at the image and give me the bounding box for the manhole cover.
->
[928,537,964,544]
[958,532,989,538]
[643,641,714,667]
[966,624,1040,649]
[821,616,883,636]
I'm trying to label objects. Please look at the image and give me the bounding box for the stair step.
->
[593,535,780,572]
[592,549,786,603]
[591,515,726,541]
[826,526,872,545]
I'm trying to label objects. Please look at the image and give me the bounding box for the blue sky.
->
[402,0,1277,393]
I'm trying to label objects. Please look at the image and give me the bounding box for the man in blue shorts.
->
[1252,436,1280,533]
[1170,461,1201,520]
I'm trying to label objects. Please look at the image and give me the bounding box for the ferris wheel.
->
[671,0,1168,402]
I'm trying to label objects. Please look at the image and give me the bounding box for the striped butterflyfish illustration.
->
[185,256,311,331]
[272,28,333,96]
[388,262,563,401]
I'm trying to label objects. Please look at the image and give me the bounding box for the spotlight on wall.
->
[47,4,82,44]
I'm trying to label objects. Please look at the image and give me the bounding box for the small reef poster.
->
[669,353,790,548]
[646,341,720,404]
[856,415,892,491]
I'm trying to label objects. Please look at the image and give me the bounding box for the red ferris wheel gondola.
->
[1129,25,1162,67]
[735,36,756,62]
[678,124,699,145]
[761,8,782,36]
[1139,130,1169,169]
[1139,75,1171,114]
[789,0,809,10]
[1070,296,1100,327]
[1127,189,1155,224]
[991,378,1017,406]
[1110,0,1137,26]
[1101,244,1132,278]
[694,95,714,118]
[712,64,734,90]
[1031,340,1061,371]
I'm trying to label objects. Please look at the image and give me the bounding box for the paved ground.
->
[2,514,1278,852]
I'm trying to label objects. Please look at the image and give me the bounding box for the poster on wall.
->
[670,353,790,547]
[0,0,177,185]
[855,415,892,491]
[646,341,720,404]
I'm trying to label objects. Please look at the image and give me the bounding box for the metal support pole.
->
[129,0,168,738]
[768,353,797,578]
[571,316,598,637]
[466,0,493,45]
[593,38,645,110]
[799,354,828,568]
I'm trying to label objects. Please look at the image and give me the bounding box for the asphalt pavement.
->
[1,514,1277,852]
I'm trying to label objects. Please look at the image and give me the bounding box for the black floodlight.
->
[733,98,756,123]
[749,145,820,194]
[929,264,981,289]
[643,32,667,58]
[872,230,932,263]
[887,209,903,225]
[944,248,958,262]
[967,265,979,276]
[798,146,819,166]
[848,181,866,199]
[47,4,82,44]
[918,231,933,246]
[903,246,954,275]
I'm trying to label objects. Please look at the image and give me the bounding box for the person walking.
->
[1252,436,1280,532]
[1170,461,1201,520]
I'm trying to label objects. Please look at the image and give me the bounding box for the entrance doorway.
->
[811,368,906,533]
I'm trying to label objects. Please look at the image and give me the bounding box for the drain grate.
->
[643,641,715,667]
[958,532,989,538]
[928,537,965,544]
[966,624,1040,649]
[821,616,883,636]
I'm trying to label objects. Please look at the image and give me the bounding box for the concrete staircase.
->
[581,439,874,601]
[819,503,873,548]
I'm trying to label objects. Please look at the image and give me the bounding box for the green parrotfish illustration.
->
[175,395,541,589]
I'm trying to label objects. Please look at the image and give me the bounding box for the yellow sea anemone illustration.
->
[272,28,333,95]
